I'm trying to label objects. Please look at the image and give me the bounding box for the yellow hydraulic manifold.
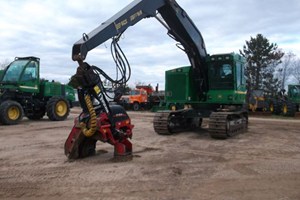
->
[80,94,97,137]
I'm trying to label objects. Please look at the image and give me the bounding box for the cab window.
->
[2,60,27,82]
[21,61,38,81]
[209,63,234,89]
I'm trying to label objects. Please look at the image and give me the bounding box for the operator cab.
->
[288,85,300,98]
[209,63,234,89]
[2,57,38,82]
[1,57,39,93]
[207,53,245,91]
[205,53,246,104]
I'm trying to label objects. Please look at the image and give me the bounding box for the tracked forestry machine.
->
[64,0,248,159]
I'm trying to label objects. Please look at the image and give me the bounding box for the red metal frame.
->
[64,112,133,159]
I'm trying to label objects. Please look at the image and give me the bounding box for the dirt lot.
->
[0,109,300,200]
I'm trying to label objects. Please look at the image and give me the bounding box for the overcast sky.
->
[1,0,299,89]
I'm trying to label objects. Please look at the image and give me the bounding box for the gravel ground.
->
[0,109,300,200]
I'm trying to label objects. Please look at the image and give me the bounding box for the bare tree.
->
[291,58,300,84]
[0,59,10,69]
[277,52,295,89]
[134,81,146,87]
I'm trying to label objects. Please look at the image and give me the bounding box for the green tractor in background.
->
[269,85,300,117]
[0,57,75,125]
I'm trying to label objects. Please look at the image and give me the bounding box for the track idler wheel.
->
[153,111,172,135]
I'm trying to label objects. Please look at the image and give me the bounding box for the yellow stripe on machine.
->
[19,85,38,90]
[235,91,247,94]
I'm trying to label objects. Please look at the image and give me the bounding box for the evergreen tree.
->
[240,34,284,96]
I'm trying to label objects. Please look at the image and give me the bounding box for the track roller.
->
[153,111,172,135]
[209,111,248,139]
[153,109,202,135]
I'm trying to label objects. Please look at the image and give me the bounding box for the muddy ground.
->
[0,109,300,200]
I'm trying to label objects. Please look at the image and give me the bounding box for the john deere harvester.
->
[0,57,75,125]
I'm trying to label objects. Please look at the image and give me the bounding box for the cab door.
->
[19,60,39,93]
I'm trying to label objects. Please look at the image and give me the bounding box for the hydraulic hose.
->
[80,94,97,137]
